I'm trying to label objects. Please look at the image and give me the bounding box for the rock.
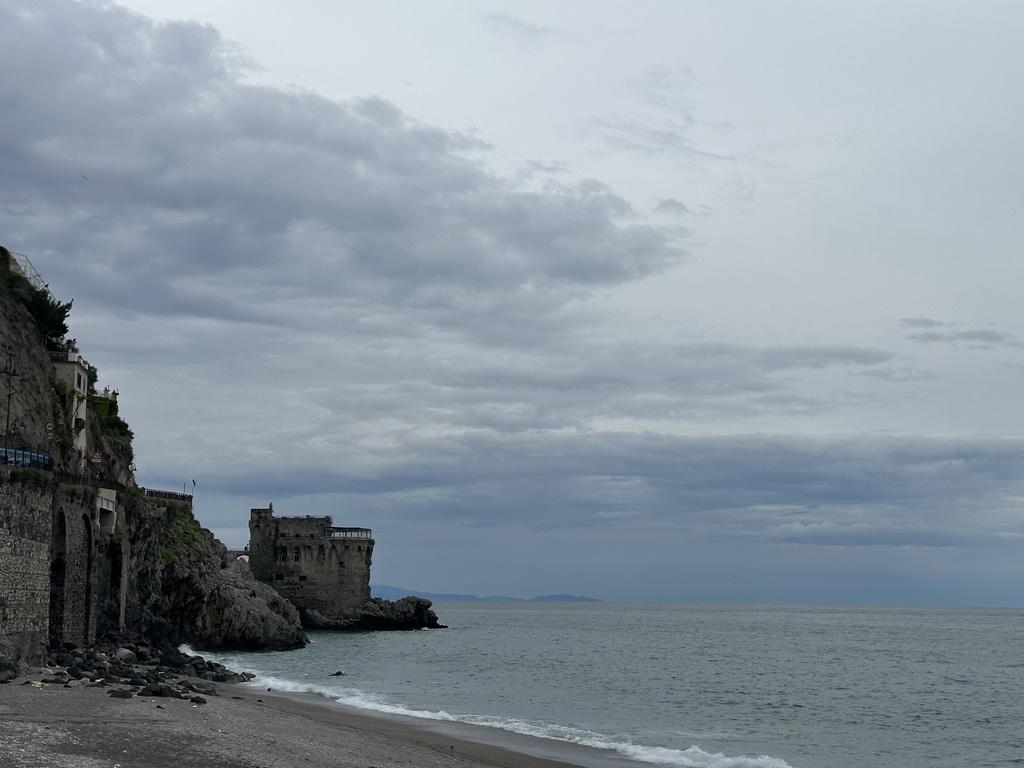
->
[139,682,182,698]
[329,670,346,676]
[0,637,33,681]
[301,596,446,631]
[192,560,308,651]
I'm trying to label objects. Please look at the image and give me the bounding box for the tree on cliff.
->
[0,246,73,346]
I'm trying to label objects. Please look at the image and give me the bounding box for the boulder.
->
[193,559,307,650]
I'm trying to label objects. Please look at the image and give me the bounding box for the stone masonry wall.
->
[0,476,54,670]
[50,486,101,648]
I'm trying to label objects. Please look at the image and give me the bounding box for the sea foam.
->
[231,672,793,768]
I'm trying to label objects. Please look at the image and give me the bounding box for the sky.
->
[3,0,1024,605]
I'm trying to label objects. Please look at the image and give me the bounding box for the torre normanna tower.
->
[247,504,374,618]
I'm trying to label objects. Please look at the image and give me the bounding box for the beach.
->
[0,673,632,768]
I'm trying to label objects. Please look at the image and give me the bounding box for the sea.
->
[197,602,1024,768]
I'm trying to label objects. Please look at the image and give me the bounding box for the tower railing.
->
[327,527,372,538]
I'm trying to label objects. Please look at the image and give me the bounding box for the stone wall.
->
[248,506,373,619]
[0,476,52,669]
[1,468,132,675]
[49,484,110,649]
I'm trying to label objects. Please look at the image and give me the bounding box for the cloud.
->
[627,66,695,112]
[859,365,937,382]
[899,318,1021,349]
[1,2,684,337]
[764,521,1008,548]
[8,0,1024,604]
[654,198,689,214]
[195,430,1024,551]
[588,115,697,155]
[481,13,559,47]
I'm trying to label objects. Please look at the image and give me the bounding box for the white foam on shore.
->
[234,672,793,768]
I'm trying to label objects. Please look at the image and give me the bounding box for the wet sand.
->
[0,675,641,768]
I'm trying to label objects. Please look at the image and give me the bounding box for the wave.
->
[219,667,792,768]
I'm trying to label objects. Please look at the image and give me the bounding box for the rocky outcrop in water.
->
[300,596,446,631]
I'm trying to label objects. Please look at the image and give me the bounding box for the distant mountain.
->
[372,585,601,603]
[530,594,601,602]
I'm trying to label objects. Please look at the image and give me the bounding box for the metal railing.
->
[8,251,55,301]
[0,447,54,470]
[142,487,193,503]
[327,527,372,538]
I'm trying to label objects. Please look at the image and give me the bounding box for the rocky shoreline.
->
[0,652,611,768]
[4,641,253,704]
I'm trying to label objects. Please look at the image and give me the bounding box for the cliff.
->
[0,246,306,677]
[1,246,443,679]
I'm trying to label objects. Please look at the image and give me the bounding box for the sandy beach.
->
[0,674,639,768]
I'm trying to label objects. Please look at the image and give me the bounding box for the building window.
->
[293,549,301,561]
[298,575,307,582]
[275,574,283,581]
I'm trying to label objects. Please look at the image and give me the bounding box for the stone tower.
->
[247,504,373,619]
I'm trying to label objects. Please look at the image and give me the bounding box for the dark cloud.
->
[1,1,682,335]
[899,318,1021,349]
[194,431,1024,550]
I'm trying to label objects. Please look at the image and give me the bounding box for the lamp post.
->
[2,350,19,465]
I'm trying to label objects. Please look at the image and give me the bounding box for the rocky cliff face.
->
[2,247,440,675]
[119,493,307,651]
[1,248,307,675]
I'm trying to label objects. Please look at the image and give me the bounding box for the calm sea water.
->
[198,602,1024,768]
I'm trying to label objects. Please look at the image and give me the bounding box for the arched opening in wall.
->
[48,509,68,648]
[106,539,124,633]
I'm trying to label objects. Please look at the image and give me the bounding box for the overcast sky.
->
[4,0,1024,605]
